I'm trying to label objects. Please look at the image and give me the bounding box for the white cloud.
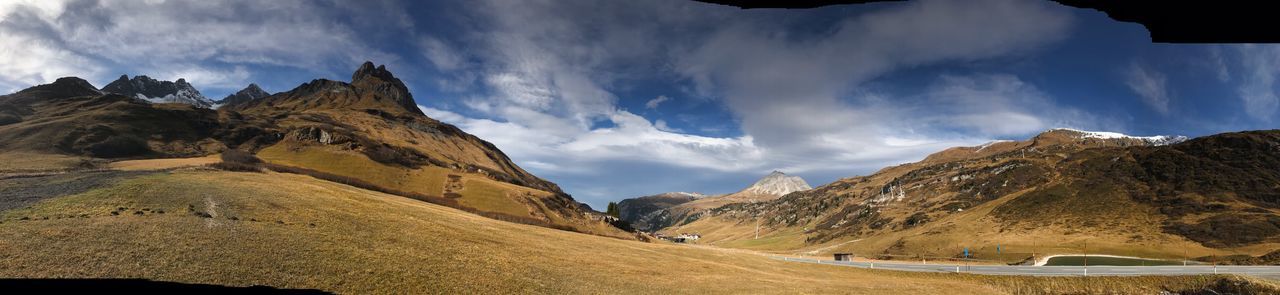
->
[1233,45,1280,121]
[0,29,103,92]
[645,95,670,109]
[420,105,762,173]
[420,0,1085,206]
[0,0,402,90]
[419,37,463,71]
[671,0,1075,170]
[158,65,251,90]
[1124,62,1171,115]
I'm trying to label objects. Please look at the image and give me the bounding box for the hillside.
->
[0,63,621,236]
[620,171,811,232]
[671,129,1280,260]
[0,77,225,159]
[0,167,1269,294]
[616,192,704,231]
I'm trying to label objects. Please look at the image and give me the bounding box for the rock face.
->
[217,84,270,107]
[743,171,812,196]
[101,75,214,108]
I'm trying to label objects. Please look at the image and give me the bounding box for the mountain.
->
[0,77,223,158]
[743,170,812,196]
[215,84,270,107]
[673,128,1280,261]
[225,61,423,116]
[0,62,628,238]
[617,192,705,231]
[618,171,810,232]
[101,75,215,108]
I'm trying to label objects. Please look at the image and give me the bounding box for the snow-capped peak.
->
[743,171,812,196]
[101,75,214,108]
[1050,128,1188,146]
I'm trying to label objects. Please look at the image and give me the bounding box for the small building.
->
[834,253,854,261]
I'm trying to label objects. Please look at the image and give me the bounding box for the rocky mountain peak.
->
[349,61,422,115]
[352,61,396,83]
[217,83,272,107]
[743,170,811,196]
[101,74,213,108]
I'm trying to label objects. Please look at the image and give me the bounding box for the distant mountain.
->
[617,171,810,232]
[216,83,270,107]
[0,77,221,158]
[617,192,705,231]
[743,171,812,196]
[676,128,1279,260]
[101,75,214,108]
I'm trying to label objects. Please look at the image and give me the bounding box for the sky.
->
[2,0,1279,210]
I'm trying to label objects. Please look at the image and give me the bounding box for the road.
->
[776,256,1280,277]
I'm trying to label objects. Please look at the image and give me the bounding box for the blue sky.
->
[2,0,1278,210]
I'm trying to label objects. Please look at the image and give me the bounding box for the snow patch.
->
[1051,128,1188,146]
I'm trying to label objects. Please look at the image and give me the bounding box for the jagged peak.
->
[352,61,397,83]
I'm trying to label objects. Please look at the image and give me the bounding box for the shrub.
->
[221,149,262,164]
[209,149,264,172]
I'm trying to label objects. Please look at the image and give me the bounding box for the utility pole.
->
[1184,248,1188,266]
[1082,240,1089,295]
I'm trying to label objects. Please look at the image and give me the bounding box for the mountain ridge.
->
[0,62,626,237]
[673,128,1280,261]
[101,75,214,108]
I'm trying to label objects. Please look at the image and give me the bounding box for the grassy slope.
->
[0,169,1270,294]
[255,143,587,228]
[675,190,1247,263]
[672,132,1280,261]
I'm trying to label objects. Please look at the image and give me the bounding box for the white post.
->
[956,265,961,273]
[1214,264,1218,275]
[870,262,874,269]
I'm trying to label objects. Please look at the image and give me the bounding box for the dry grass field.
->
[108,154,222,171]
[0,168,1275,294]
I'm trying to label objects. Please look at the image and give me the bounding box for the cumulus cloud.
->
[1124,62,1171,115]
[414,0,1085,206]
[671,0,1075,172]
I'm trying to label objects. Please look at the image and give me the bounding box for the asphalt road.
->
[776,257,1280,277]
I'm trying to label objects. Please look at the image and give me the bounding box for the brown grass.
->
[109,155,221,171]
[1,170,1271,294]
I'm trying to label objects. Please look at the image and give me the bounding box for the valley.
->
[2,163,1275,294]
